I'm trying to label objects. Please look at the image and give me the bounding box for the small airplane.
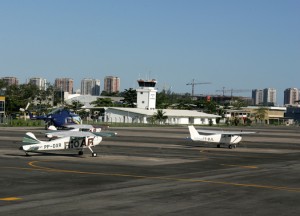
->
[188,125,255,149]
[20,131,102,157]
[20,103,82,129]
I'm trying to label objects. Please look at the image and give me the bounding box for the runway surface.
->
[0,126,300,215]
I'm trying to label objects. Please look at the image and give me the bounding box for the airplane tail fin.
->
[188,125,200,140]
[22,132,41,144]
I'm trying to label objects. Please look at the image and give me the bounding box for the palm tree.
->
[152,109,168,124]
[254,107,268,124]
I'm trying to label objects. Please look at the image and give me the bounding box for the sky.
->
[0,0,299,105]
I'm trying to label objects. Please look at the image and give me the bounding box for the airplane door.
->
[221,134,231,144]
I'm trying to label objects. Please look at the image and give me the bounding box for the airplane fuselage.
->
[190,133,242,144]
[188,125,243,147]
[21,136,102,152]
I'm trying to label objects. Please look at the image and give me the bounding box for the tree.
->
[156,90,171,109]
[101,91,119,96]
[254,107,268,124]
[152,109,168,124]
[90,98,114,107]
[5,84,21,114]
[65,100,84,113]
[120,88,137,107]
[202,100,217,114]
[231,99,246,110]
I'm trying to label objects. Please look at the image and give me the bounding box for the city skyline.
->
[2,75,300,106]
[0,0,299,105]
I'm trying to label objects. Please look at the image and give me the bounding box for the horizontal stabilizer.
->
[22,132,40,144]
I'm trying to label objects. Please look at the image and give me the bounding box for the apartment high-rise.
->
[29,77,47,90]
[252,89,264,105]
[263,88,277,106]
[284,88,299,105]
[81,78,101,96]
[104,76,120,93]
[1,77,19,86]
[252,88,277,106]
[54,78,74,94]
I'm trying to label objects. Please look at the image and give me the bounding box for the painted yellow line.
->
[221,164,258,169]
[25,161,300,193]
[0,197,22,201]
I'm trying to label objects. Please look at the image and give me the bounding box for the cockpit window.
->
[48,108,63,115]
[72,116,82,124]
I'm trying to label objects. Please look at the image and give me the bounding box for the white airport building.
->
[105,107,220,125]
[104,79,220,125]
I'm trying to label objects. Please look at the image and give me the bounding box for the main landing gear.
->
[216,144,237,149]
[78,147,98,157]
[228,144,237,149]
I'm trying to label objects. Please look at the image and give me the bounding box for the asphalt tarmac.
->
[0,126,300,216]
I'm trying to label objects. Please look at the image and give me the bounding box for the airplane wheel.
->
[228,145,232,149]
[78,151,83,155]
[92,152,97,157]
[217,144,220,148]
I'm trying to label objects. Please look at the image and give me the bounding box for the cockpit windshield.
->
[72,116,82,124]
[48,107,63,115]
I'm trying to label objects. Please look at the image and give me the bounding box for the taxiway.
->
[0,126,300,215]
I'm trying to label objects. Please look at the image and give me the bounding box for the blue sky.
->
[0,0,299,104]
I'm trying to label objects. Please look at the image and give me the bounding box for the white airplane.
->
[188,125,255,149]
[20,131,102,157]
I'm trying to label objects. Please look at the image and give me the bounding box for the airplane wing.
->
[197,129,256,135]
[63,124,103,132]
[45,130,117,138]
[45,130,97,138]
[64,124,94,130]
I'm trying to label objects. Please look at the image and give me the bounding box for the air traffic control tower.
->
[136,79,157,110]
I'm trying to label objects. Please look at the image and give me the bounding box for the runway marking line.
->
[0,197,22,201]
[27,161,300,193]
[2,160,300,193]
[220,164,258,169]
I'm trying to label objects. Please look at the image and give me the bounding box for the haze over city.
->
[0,0,299,104]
